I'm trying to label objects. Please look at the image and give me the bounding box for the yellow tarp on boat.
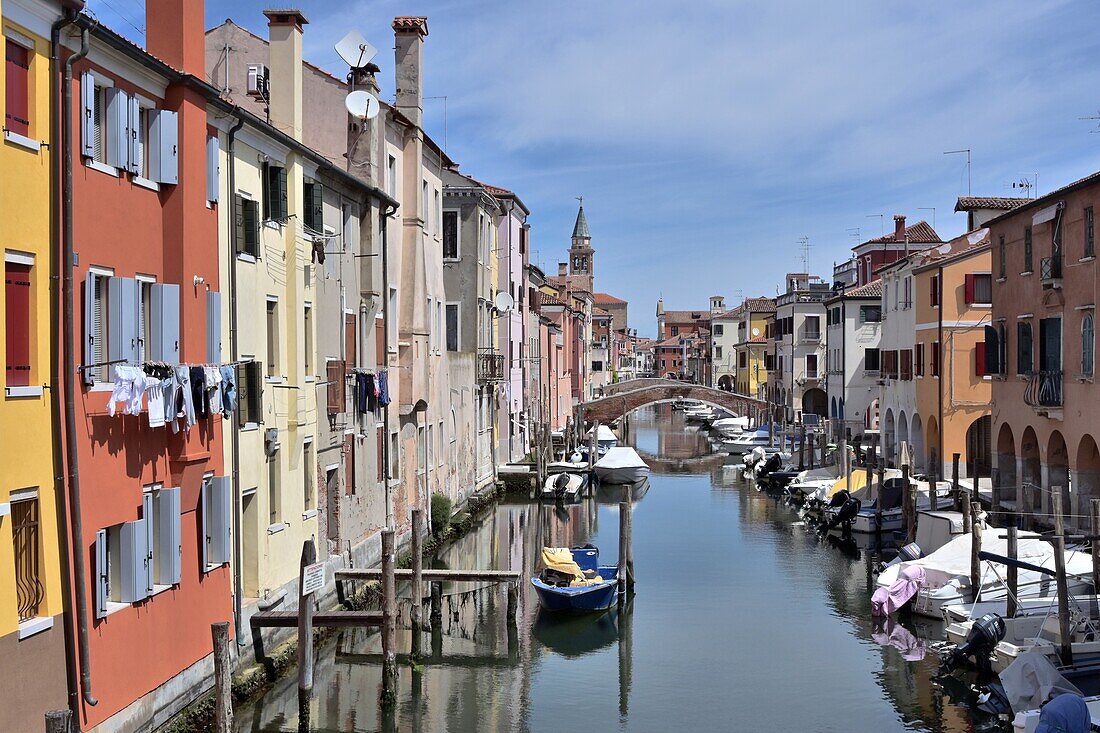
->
[826,470,869,498]
[541,547,604,587]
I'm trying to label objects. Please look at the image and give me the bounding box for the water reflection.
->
[238,406,991,733]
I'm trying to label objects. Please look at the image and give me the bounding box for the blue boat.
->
[531,546,620,613]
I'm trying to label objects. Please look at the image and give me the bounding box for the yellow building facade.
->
[733,305,773,399]
[0,3,70,729]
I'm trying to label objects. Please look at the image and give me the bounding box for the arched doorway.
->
[883,409,896,468]
[1021,426,1041,514]
[965,415,992,479]
[910,413,925,474]
[1047,430,1070,526]
[897,411,909,467]
[867,398,880,430]
[717,374,733,391]
[830,397,837,419]
[1077,435,1100,525]
[926,416,940,480]
[996,423,1017,509]
[802,388,827,421]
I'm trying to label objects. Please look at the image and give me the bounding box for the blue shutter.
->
[80,72,95,158]
[142,493,155,594]
[84,271,97,385]
[127,95,141,175]
[107,277,139,365]
[151,284,180,363]
[150,109,178,184]
[200,480,209,571]
[206,291,222,363]
[157,487,182,586]
[105,88,130,170]
[94,528,108,619]
[119,519,149,603]
[206,135,219,202]
[208,476,231,566]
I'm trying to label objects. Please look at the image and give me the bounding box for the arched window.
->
[1083,313,1095,378]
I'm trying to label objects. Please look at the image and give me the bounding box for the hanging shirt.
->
[161,372,178,430]
[378,370,391,407]
[173,365,195,433]
[205,366,222,416]
[107,366,145,417]
[190,366,207,419]
[219,365,237,417]
[365,372,378,412]
[145,377,164,428]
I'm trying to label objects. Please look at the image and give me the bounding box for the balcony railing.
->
[1041,255,1063,283]
[1025,369,1063,408]
[477,350,505,383]
[803,330,821,342]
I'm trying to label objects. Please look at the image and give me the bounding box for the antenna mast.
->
[944,148,972,196]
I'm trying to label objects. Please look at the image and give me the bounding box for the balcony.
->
[1025,369,1063,412]
[477,350,505,383]
[803,330,821,342]
[1041,255,1063,287]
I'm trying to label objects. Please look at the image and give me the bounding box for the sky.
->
[87,0,1100,337]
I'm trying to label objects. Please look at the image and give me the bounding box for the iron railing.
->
[1025,369,1063,408]
[12,499,44,622]
[1041,255,1063,281]
[477,349,505,383]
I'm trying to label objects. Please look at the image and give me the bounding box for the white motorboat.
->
[540,472,588,502]
[547,460,588,474]
[671,399,702,411]
[875,529,1095,618]
[725,427,773,454]
[593,447,651,485]
[828,476,953,533]
[585,424,619,452]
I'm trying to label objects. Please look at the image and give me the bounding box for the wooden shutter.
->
[127,96,141,175]
[5,263,31,386]
[156,487,181,585]
[915,343,924,377]
[119,518,149,603]
[206,291,222,363]
[244,200,259,257]
[345,314,356,367]
[95,528,108,618]
[375,317,384,368]
[5,40,30,137]
[150,283,180,363]
[107,276,139,365]
[150,109,178,184]
[930,275,939,307]
[309,182,324,230]
[964,274,975,305]
[105,88,129,169]
[206,135,219,202]
[932,342,940,377]
[142,493,155,594]
[975,341,987,377]
[345,434,355,496]
[377,430,385,482]
[80,71,96,157]
[247,361,262,422]
[327,360,345,415]
[208,477,231,566]
[236,364,251,427]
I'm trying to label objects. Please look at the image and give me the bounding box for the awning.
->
[1032,203,1061,225]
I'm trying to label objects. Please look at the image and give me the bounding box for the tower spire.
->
[572,199,591,239]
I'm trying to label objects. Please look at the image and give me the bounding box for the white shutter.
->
[81,72,96,158]
[127,96,142,175]
[206,135,220,202]
[199,479,209,571]
[156,488,182,585]
[119,519,149,603]
[142,493,155,594]
[106,88,130,170]
[95,528,108,619]
[149,109,178,184]
[150,283,180,363]
[208,476,231,566]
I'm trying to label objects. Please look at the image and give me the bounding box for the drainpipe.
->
[381,202,397,528]
[225,113,245,642]
[56,19,97,708]
[937,265,945,480]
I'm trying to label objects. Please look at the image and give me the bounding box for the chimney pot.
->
[393,17,428,128]
[263,8,309,29]
[558,262,568,277]
[265,7,306,142]
[894,214,906,241]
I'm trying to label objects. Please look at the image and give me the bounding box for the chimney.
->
[558,262,568,277]
[894,214,906,242]
[392,17,428,128]
[146,0,205,75]
[347,62,382,187]
[264,9,308,142]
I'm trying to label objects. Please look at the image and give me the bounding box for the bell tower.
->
[568,199,594,292]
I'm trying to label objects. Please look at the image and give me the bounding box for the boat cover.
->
[1034,693,1091,732]
[587,425,618,443]
[872,565,926,616]
[594,447,647,470]
[540,547,603,587]
[825,470,870,498]
[999,651,1083,714]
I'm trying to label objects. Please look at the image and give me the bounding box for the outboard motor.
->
[826,494,861,533]
[943,613,1007,677]
[757,453,782,482]
[553,473,569,499]
[884,542,923,570]
[828,489,851,509]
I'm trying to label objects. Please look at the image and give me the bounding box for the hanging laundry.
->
[219,364,237,417]
[365,372,378,411]
[145,377,164,428]
[160,371,178,430]
[190,365,207,419]
[107,366,147,417]
[377,370,391,407]
[354,372,368,414]
[204,366,222,416]
[173,365,196,433]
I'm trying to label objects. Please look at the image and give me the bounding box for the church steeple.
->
[572,204,591,240]
[568,198,595,291]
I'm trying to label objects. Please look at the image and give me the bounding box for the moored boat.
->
[594,447,651,484]
[540,472,588,502]
[531,546,619,613]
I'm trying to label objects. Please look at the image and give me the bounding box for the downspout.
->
[381,202,397,528]
[57,21,97,708]
[226,114,245,642]
[937,265,945,480]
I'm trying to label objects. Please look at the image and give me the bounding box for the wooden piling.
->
[381,529,397,706]
[903,464,916,544]
[297,540,316,696]
[430,581,442,629]
[951,453,961,511]
[211,622,233,733]
[1092,499,1100,611]
[1052,489,1074,666]
[1006,523,1019,618]
[506,582,518,627]
[839,438,849,487]
[961,493,979,600]
[929,476,937,512]
[619,483,635,592]
[45,711,72,733]
[411,509,424,659]
[875,460,885,534]
[589,422,599,470]
[799,424,806,470]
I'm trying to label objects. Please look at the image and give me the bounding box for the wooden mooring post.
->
[952,453,961,513]
[297,540,317,698]
[211,622,233,733]
[929,476,937,512]
[875,459,885,534]
[1051,489,1074,666]
[798,424,806,471]
[903,464,917,544]
[1006,523,1019,618]
[381,529,398,706]
[411,509,424,659]
[619,483,635,592]
[1092,499,1100,621]
[963,494,980,602]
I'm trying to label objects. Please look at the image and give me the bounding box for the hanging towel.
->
[125,369,148,416]
[161,372,178,430]
[107,366,134,417]
[145,377,164,428]
[219,365,237,417]
[377,370,391,407]
[205,366,222,416]
[173,365,195,433]
[190,365,207,419]
[364,372,378,412]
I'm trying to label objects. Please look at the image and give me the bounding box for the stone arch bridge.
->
[578,379,767,424]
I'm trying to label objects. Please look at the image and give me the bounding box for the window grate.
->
[12,499,44,622]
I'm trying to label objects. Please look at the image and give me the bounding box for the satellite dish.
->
[335,30,377,70]
[751,327,760,337]
[345,90,380,120]
[494,292,515,314]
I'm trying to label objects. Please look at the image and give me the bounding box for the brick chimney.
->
[894,214,906,242]
[146,0,205,75]
[392,16,428,128]
[558,262,568,277]
[264,9,308,142]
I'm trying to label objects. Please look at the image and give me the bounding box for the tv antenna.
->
[335,30,378,70]
[918,207,936,229]
[846,227,861,245]
[798,237,811,272]
[1011,174,1038,199]
[865,214,884,236]
[944,148,972,196]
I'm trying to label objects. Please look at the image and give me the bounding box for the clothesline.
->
[106,362,238,433]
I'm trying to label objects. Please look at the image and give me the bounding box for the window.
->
[200,476,231,570]
[714,346,723,360]
[1024,226,1033,272]
[903,277,912,308]
[805,354,818,379]
[592,360,604,372]
[265,298,279,376]
[326,359,346,416]
[262,163,288,221]
[436,300,443,353]
[670,326,679,336]
[5,258,32,387]
[389,430,400,478]
[738,351,747,368]
[426,423,434,473]
[5,37,31,137]
[236,196,260,258]
[387,155,396,198]
[303,305,313,375]
[388,287,398,353]
[426,297,433,350]
[443,210,459,259]
[1083,313,1095,378]
[983,325,1002,375]
[268,453,281,524]
[859,305,881,324]
[931,341,940,377]
[446,303,459,351]
[965,274,992,305]
[929,275,939,307]
[804,316,820,340]
[1087,207,1095,259]
[11,496,43,622]
[1017,321,1033,375]
[206,135,219,202]
[84,269,111,384]
[433,189,440,235]
[915,342,924,377]
[900,349,912,381]
[999,235,1006,278]
[303,441,314,511]
[237,360,263,427]
[713,324,723,336]
[303,180,323,231]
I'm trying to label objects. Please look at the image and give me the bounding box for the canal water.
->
[236,405,988,732]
